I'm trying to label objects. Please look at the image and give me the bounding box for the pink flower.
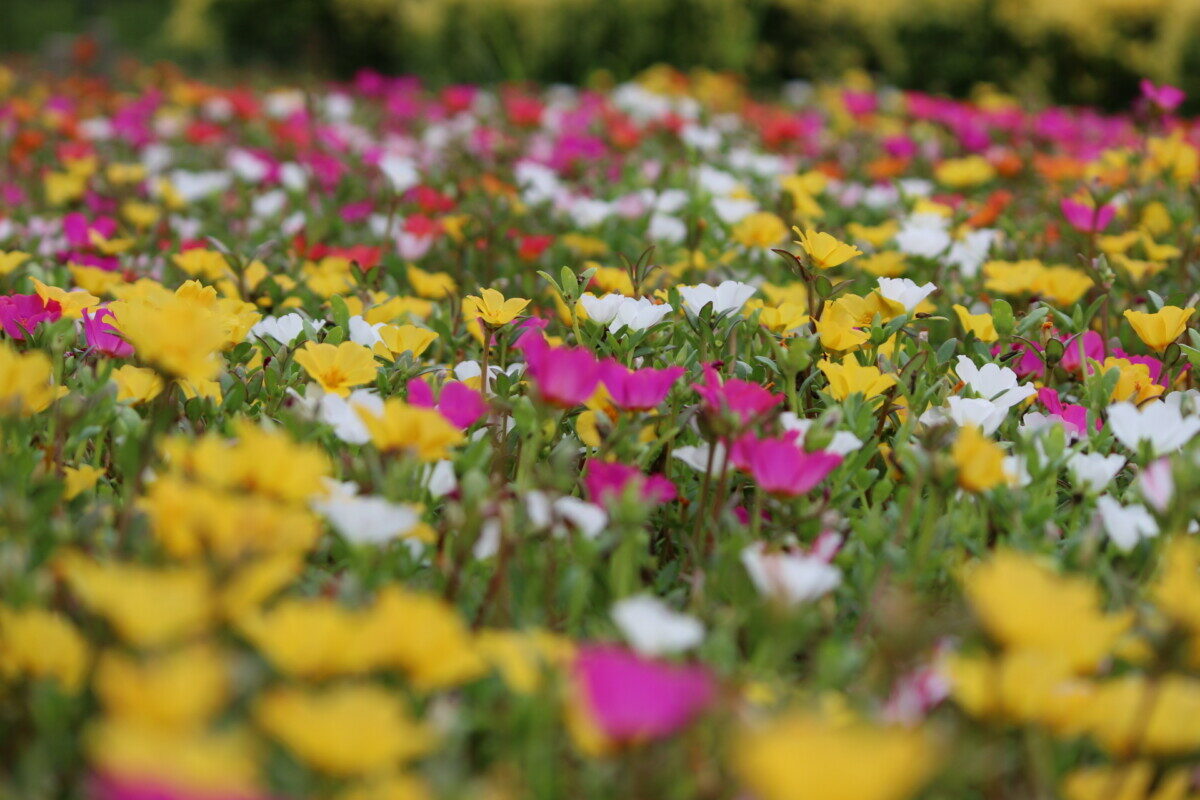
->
[1139,458,1174,512]
[584,461,676,506]
[1060,197,1115,233]
[692,364,781,425]
[0,294,62,340]
[1037,387,1097,435]
[1111,348,1168,387]
[1059,330,1105,373]
[523,338,602,407]
[407,377,486,428]
[600,360,684,411]
[731,433,842,496]
[82,307,134,358]
[573,645,714,741]
[1140,79,1185,113]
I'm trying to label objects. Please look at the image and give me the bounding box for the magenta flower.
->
[1111,348,1168,388]
[89,773,274,800]
[524,339,602,407]
[600,360,684,411]
[0,294,62,340]
[407,377,486,428]
[1140,79,1185,113]
[62,212,118,250]
[731,432,842,496]
[1061,197,1116,233]
[692,364,782,425]
[584,461,676,507]
[82,307,134,358]
[1059,330,1105,373]
[1037,387,1097,435]
[573,645,714,741]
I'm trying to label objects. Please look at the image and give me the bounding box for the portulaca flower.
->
[1067,452,1126,493]
[524,492,608,540]
[166,169,232,203]
[319,389,382,445]
[453,361,525,382]
[697,165,738,195]
[579,293,624,324]
[611,595,705,656]
[779,413,864,457]
[678,281,756,316]
[712,197,758,224]
[568,198,613,228]
[379,154,419,193]
[946,229,996,278]
[894,213,951,258]
[741,542,842,605]
[348,316,385,347]
[1138,458,1174,512]
[1095,495,1159,551]
[252,313,322,347]
[426,461,457,499]
[313,484,422,545]
[955,356,1037,409]
[920,396,1008,436]
[1107,401,1200,456]
[648,213,687,244]
[610,297,673,333]
[877,278,936,312]
[672,443,731,474]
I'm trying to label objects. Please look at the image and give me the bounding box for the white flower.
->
[252,313,321,346]
[1138,459,1174,512]
[579,293,624,324]
[678,281,756,316]
[920,396,1008,436]
[611,595,705,656]
[673,443,731,474]
[319,390,382,444]
[894,213,951,258]
[610,296,673,333]
[453,361,524,382]
[313,491,422,545]
[946,229,996,278]
[954,356,1037,409]
[1095,495,1159,551]
[648,213,687,244]
[379,154,419,193]
[741,542,842,605]
[712,197,758,224]
[1107,401,1200,456]
[778,413,864,457]
[1003,455,1031,488]
[348,316,385,347]
[877,278,936,312]
[697,165,738,195]
[228,150,269,183]
[426,461,457,499]
[166,169,232,203]
[1067,452,1126,493]
[568,198,613,228]
[523,492,608,539]
[251,190,287,219]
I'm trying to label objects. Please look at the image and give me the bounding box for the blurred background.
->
[2,0,1199,109]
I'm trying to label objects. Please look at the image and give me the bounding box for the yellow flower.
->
[760,282,808,307]
[373,324,438,361]
[845,220,898,249]
[1112,255,1165,283]
[122,200,161,230]
[476,628,575,694]
[1063,761,1197,800]
[0,606,90,690]
[590,265,636,295]
[94,644,228,730]
[733,711,938,800]
[335,773,432,800]
[30,277,99,318]
[1034,266,1093,306]
[1154,538,1200,635]
[732,211,788,248]
[815,296,872,351]
[1124,306,1194,351]
[112,364,165,404]
[1102,358,1164,404]
[856,251,907,277]
[0,342,60,415]
[106,162,147,185]
[952,426,1009,493]
[44,170,87,205]
[934,155,995,187]
[406,264,457,299]
[1077,674,1200,756]
[255,684,434,776]
[110,289,227,383]
[952,304,998,342]
[87,721,263,798]
[818,358,895,401]
[294,341,378,397]
[64,464,104,499]
[795,228,863,269]
[0,250,30,275]
[366,586,485,689]
[364,294,434,324]
[359,399,464,460]
[462,288,530,327]
[172,249,230,281]
[70,263,126,296]
[943,650,1083,729]
[755,302,810,335]
[59,553,213,648]
[303,257,355,297]
[961,550,1132,673]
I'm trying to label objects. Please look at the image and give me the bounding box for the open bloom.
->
[795,229,862,269]
[677,281,756,316]
[1061,197,1116,233]
[611,595,705,656]
[293,341,378,397]
[1141,79,1185,112]
[0,293,62,340]
[571,645,714,743]
[741,540,842,605]
[600,361,684,410]
[407,377,486,428]
[462,288,530,326]
[1124,306,1194,351]
[732,433,842,496]
[876,277,935,313]
[818,358,895,401]
[82,307,134,358]
[523,337,603,407]
[693,364,782,424]
[955,356,1037,408]
[584,461,676,507]
[1095,495,1159,552]
[1106,400,1200,455]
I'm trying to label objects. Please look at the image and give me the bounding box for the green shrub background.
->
[4,0,1200,109]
